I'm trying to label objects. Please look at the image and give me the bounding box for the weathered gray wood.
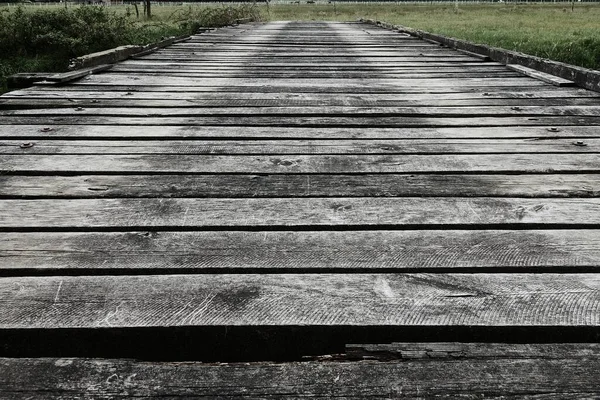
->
[4,115,600,127]
[507,64,575,87]
[3,23,600,393]
[1,125,597,140]
[74,75,545,88]
[1,354,600,398]
[0,273,599,328]
[6,65,112,89]
[2,139,598,155]
[1,174,598,198]
[2,154,600,174]
[4,105,600,117]
[5,97,600,108]
[18,83,561,94]
[103,71,522,79]
[7,88,597,100]
[2,230,599,271]
[112,63,506,71]
[345,342,600,360]
[1,198,599,228]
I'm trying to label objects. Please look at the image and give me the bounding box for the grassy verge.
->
[0,3,261,93]
[263,3,600,71]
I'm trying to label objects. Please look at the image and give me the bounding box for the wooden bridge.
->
[1,21,600,397]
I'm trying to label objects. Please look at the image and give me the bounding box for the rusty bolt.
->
[547,127,560,132]
[20,142,34,149]
[573,141,588,147]
[40,127,53,132]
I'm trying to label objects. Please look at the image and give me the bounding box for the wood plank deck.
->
[1,21,599,397]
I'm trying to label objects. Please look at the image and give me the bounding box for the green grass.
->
[0,3,261,92]
[263,3,600,70]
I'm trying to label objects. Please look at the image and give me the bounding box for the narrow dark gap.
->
[3,170,600,176]
[1,265,599,278]
[1,326,598,362]
[1,223,600,233]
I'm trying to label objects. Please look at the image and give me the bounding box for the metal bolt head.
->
[20,142,34,149]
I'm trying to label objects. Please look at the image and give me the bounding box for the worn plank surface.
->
[2,343,600,398]
[1,20,600,396]
[2,174,598,198]
[1,273,599,328]
[1,230,598,272]
[2,197,600,228]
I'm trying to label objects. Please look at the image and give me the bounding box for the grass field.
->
[264,3,600,70]
[1,3,599,93]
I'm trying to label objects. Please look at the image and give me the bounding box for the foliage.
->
[0,3,261,92]
[263,3,600,70]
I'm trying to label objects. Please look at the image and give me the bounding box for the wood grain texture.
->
[7,87,598,100]
[2,125,598,139]
[2,139,598,155]
[7,105,600,117]
[2,174,597,198]
[2,154,600,174]
[74,75,545,88]
[5,115,600,127]
[1,198,600,228]
[2,21,600,389]
[0,273,599,328]
[345,342,600,360]
[2,230,599,271]
[1,354,600,398]
[5,96,600,108]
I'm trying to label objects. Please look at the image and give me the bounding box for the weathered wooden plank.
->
[4,115,600,127]
[1,198,599,228]
[5,88,598,102]
[1,354,600,398]
[345,342,600,360]
[6,65,112,89]
[104,71,522,79]
[74,75,545,88]
[112,63,505,71]
[2,139,598,155]
[23,84,563,94]
[142,51,473,57]
[5,97,600,108]
[507,64,576,87]
[106,61,502,68]
[0,273,599,328]
[1,125,597,140]
[1,230,598,271]
[1,174,598,198]
[133,56,488,64]
[2,154,600,174]
[5,105,600,117]
[168,43,439,48]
